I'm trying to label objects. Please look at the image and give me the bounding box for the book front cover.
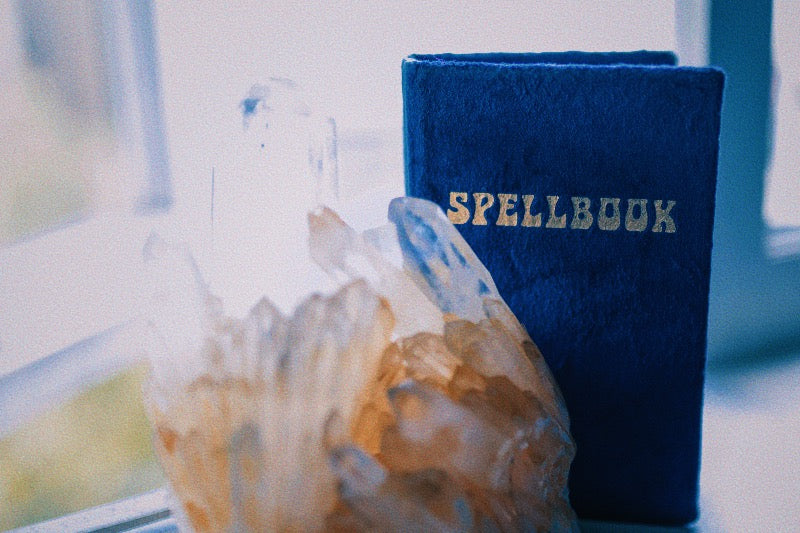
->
[403,52,724,525]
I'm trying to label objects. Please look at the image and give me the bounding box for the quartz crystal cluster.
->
[143,197,578,532]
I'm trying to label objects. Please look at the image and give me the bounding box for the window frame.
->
[705,0,800,360]
[0,0,170,380]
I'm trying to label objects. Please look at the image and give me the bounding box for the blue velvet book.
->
[402,52,724,525]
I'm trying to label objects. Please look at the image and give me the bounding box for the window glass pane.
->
[0,0,169,247]
[0,0,172,377]
[0,1,105,244]
[0,365,164,529]
[763,0,800,230]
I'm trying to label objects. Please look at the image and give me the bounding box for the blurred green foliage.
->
[0,365,165,530]
[0,69,103,245]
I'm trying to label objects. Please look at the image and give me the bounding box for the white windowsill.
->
[11,485,694,533]
[9,488,174,533]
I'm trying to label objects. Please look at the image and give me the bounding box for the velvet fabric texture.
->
[403,52,724,525]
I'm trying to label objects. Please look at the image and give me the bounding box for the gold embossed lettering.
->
[447,192,470,224]
[545,195,567,228]
[652,200,677,233]
[451,192,675,235]
[625,199,648,232]
[521,195,542,227]
[598,197,621,231]
[496,193,518,226]
[472,193,495,225]
[570,197,593,230]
